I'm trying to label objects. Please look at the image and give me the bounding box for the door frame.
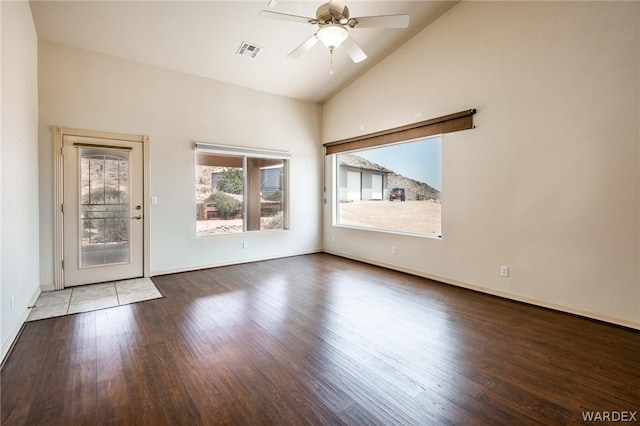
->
[52,126,150,290]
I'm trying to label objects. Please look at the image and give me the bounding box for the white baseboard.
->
[151,248,323,277]
[323,249,640,331]
[1,285,41,365]
[39,283,56,292]
[482,287,640,331]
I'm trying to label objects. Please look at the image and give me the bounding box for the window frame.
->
[195,143,290,236]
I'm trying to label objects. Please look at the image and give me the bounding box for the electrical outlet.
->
[391,246,397,255]
[10,295,14,312]
[243,241,249,249]
[500,266,509,277]
[331,235,336,242]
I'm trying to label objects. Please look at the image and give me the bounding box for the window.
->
[325,109,476,238]
[335,136,442,237]
[195,144,289,236]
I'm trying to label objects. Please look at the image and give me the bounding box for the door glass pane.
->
[80,148,130,267]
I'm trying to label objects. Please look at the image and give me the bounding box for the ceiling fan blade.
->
[348,14,410,29]
[259,10,317,25]
[342,35,367,63]
[287,34,319,58]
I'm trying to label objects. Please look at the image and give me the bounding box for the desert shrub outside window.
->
[335,136,441,237]
[195,144,289,236]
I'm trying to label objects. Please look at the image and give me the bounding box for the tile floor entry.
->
[27,278,163,321]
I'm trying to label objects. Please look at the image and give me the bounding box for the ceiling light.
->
[316,24,348,49]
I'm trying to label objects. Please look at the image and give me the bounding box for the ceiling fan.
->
[260,0,409,72]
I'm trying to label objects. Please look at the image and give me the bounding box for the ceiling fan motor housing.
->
[316,3,349,24]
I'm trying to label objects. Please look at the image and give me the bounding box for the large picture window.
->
[335,136,441,237]
[326,109,475,238]
[195,144,289,236]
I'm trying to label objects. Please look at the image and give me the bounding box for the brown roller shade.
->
[323,109,476,155]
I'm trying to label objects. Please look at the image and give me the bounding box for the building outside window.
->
[335,136,441,237]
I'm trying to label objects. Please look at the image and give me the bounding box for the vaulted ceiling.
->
[30,1,456,103]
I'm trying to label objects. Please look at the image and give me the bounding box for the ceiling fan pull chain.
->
[330,47,334,74]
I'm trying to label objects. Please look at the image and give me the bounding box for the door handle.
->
[132,215,142,220]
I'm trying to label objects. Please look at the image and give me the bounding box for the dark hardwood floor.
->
[2,253,639,425]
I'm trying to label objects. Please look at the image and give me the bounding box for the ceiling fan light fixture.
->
[317,24,348,49]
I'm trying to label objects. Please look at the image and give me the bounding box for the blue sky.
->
[354,136,442,191]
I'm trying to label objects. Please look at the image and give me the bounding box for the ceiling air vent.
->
[237,42,263,59]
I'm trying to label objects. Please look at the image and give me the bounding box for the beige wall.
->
[38,41,322,287]
[1,0,40,359]
[323,2,640,328]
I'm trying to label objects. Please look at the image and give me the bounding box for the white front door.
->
[63,135,144,286]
